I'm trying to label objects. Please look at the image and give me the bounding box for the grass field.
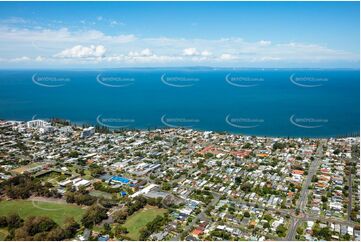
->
[89,190,113,199]
[123,205,167,240]
[11,162,43,174]
[0,200,85,225]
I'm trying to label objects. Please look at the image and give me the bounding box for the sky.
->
[0,1,359,68]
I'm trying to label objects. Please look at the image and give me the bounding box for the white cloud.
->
[110,20,124,26]
[129,48,153,57]
[201,50,212,57]
[104,53,183,63]
[182,48,211,57]
[183,48,199,56]
[258,40,272,46]
[0,17,28,25]
[10,56,30,62]
[0,27,136,44]
[219,53,238,61]
[35,56,45,62]
[0,24,358,67]
[55,45,106,58]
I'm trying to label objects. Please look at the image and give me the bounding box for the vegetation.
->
[0,174,60,199]
[210,229,232,240]
[81,205,108,228]
[65,187,97,206]
[113,195,163,224]
[0,214,79,241]
[273,142,286,150]
[276,225,287,237]
[89,164,105,177]
[93,181,122,193]
[190,189,214,204]
[139,214,169,240]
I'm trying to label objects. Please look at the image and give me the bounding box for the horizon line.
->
[0,67,360,71]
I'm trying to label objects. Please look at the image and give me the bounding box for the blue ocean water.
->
[0,68,359,138]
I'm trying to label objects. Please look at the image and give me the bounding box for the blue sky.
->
[0,1,359,68]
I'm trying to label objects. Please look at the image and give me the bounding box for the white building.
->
[80,127,95,138]
[26,119,53,133]
[27,119,50,129]
[130,184,158,198]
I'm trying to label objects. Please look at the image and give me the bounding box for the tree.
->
[295,208,300,215]
[46,227,65,240]
[235,177,242,185]
[161,182,171,191]
[14,227,32,241]
[276,225,287,237]
[103,223,111,234]
[314,227,331,240]
[1,174,59,199]
[65,191,96,206]
[0,216,7,227]
[7,214,23,229]
[68,150,79,158]
[273,142,286,150]
[263,214,272,222]
[343,234,351,241]
[7,215,66,241]
[63,217,80,239]
[115,225,128,238]
[89,164,105,177]
[113,209,129,224]
[296,226,303,235]
[81,206,108,228]
[333,149,341,155]
[22,216,57,236]
[139,215,166,240]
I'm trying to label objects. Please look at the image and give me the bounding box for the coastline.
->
[1,118,359,140]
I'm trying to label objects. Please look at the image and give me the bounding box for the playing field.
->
[123,205,167,240]
[0,200,85,225]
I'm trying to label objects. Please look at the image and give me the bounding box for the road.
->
[304,213,358,227]
[171,192,220,241]
[348,166,352,221]
[347,157,355,222]
[229,197,293,217]
[286,217,301,241]
[286,141,324,241]
[296,141,324,212]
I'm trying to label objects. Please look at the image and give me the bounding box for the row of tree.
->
[0,214,79,241]
[65,186,97,206]
[65,191,96,206]
[93,181,122,193]
[81,205,108,228]
[0,174,60,199]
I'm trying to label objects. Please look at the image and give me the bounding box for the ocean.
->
[0,68,359,138]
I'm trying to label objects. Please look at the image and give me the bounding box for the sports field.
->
[0,200,85,225]
[123,205,167,240]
